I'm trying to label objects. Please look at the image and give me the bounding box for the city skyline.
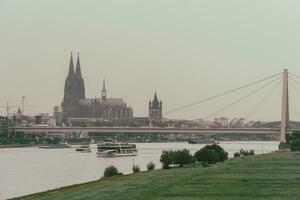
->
[1,1,300,121]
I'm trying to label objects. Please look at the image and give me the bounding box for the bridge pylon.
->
[280,69,289,144]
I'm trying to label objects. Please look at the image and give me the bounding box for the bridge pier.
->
[280,69,289,144]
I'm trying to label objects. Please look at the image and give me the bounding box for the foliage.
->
[201,162,210,168]
[103,165,119,178]
[160,150,175,169]
[147,162,155,171]
[288,132,300,151]
[174,149,194,167]
[160,149,194,168]
[194,144,228,164]
[234,152,241,158]
[291,140,300,151]
[239,149,255,156]
[132,164,140,174]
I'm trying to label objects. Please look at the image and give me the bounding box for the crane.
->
[0,96,38,117]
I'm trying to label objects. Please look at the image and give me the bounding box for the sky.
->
[1,0,300,121]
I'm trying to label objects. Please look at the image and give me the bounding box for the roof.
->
[79,98,126,106]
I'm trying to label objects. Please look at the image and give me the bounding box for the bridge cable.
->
[289,78,300,97]
[244,78,282,119]
[288,79,300,119]
[289,73,300,80]
[289,76,300,85]
[202,76,282,120]
[164,72,282,115]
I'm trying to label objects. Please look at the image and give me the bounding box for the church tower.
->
[75,53,85,99]
[101,78,107,101]
[62,53,86,118]
[149,92,162,126]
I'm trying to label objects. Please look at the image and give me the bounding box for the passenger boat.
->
[76,145,91,153]
[97,140,137,157]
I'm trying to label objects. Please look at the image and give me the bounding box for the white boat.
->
[76,145,91,153]
[97,140,137,157]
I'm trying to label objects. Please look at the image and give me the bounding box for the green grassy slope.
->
[18,152,300,200]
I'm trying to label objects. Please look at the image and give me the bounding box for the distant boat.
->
[188,139,219,145]
[76,145,91,153]
[97,140,137,157]
[38,143,71,149]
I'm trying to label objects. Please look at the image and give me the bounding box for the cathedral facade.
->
[62,53,133,121]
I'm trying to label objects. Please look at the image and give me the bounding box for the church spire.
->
[102,77,107,101]
[151,92,160,109]
[75,53,82,79]
[68,52,74,77]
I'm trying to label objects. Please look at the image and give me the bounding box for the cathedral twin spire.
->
[68,52,82,79]
[66,52,107,101]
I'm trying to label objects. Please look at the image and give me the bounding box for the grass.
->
[16,151,300,200]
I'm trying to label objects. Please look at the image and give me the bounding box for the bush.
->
[160,150,175,169]
[291,140,300,151]
[160,149,194,168]
[103,165,119,178]
[234,152,241,158]
[147,162,155,171]
[194,144,228,164]
[239,149,255,156]
[289,132,300,151]
[201,162,210,168]
[132,164,140,174]
[174,149,194,167]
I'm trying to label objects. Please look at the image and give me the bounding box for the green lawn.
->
[17,152,300,200]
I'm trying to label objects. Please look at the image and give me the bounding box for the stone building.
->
[149,93,162,126]
[61,53,133,122]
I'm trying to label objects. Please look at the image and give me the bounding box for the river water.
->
[0,141,279,199]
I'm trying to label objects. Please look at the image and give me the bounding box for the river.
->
[0,141,279,199]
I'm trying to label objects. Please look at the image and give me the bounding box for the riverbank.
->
[16,151,300,200]
[0,144,38,148]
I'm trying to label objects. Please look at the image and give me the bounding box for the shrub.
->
[249,150,255,155]
[239,149,255,156]
[201,162,210,168]
[147,162,155,171]
[160,150,175,169]
[174,149,194,167]
[194,144,228,164]
[132,164,140,174]
[234,152,241,158]
[103,165,119,178]
[291,140,300,151]
[160,149,194,168]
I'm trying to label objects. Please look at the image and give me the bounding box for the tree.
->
[194,144,228,164]
[160,149,194,168]
[160,150,175,169]
[174,149,194,167]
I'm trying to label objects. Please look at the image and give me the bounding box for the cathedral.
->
[61,53,133,121]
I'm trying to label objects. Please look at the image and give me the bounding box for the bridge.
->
[13,69,300,143]
[13,127,285,135]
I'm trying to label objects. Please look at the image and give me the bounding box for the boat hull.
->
[97,151,137,158]
[76,149,91,153]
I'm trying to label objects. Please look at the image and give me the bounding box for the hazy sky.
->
[1,0,300,121]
